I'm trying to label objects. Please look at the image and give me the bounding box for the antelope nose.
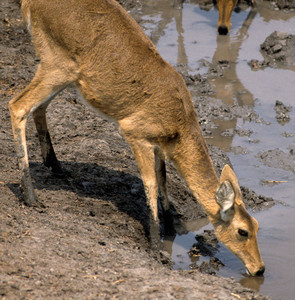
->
[218,26,228,35]
[255,266,265,276]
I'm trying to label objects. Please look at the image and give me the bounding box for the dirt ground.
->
[1,0,294,299]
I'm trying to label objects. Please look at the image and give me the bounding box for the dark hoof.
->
[150,238,162,252]
[51,165,70,178]
[23,195,46,209]
[44,155,68,178]
[22,188,46,209]
[163,210,176,236]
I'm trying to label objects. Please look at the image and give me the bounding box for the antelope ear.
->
[216,180,235,221]
[220,164,243,205]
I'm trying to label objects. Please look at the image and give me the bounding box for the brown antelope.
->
[9,0,265,276]
[215,0,254,35]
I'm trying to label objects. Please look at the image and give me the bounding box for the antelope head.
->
[216,0,238,35]
[213,165,265,276]
[215,0,255,35]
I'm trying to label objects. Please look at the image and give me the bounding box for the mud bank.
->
[247,29,295,175]
[265,0,295,10]
[249,31,295,71]
[0,0,286,299]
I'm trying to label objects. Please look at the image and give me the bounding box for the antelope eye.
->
[238,229,249,237]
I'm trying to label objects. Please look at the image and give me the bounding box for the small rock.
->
[274,100,292,125]
[272,44,282,53]
[275,31,290,40]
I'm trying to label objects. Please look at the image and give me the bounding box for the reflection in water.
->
[209,8,257,150]
[240,274,265,292]
[175,6,188,65]
[212,8,257,106]
[144,0,188,65]
[163,218,209,256]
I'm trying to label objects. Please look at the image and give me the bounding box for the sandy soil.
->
[1,0,293,298]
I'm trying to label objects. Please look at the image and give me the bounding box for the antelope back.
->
[21,0,192,132]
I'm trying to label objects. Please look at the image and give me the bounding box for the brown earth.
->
[0,0,286,299]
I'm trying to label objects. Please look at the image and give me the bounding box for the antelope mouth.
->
[245,266,265,277]
[245,268,251,276]
[218,25,229,35]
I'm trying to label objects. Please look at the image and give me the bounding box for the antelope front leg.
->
[129,139,161,250]
[154,147,174,236]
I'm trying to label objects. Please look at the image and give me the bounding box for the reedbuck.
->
[9,0,264,276]
[215,0,254,35]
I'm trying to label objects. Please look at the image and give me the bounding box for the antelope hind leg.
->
[9,65,73,206]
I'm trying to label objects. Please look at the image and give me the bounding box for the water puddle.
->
[131,1,295,299]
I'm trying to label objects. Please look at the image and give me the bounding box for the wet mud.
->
[1,0,294,299]
[249,31,295,71]
[189,230,225,275]
[257,148,295,173]
[265,0,295,10]
[274,100,292,125]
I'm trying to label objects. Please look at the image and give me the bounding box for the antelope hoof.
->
[44,157,66,177]
[22,191,45,209]
[149,231,162,252]
[52,166,70,178]
[163,210,175,236]
[21,181,45,208]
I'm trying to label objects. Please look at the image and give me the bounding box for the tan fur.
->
[9,0,264,275]
[214,166,263,275]
[216,0,255,35]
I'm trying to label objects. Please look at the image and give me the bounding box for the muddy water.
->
[131,1,295,299]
